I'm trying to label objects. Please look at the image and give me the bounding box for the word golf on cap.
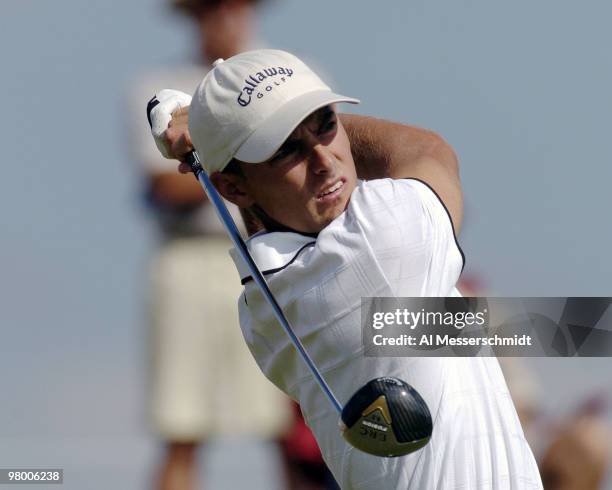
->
[237,66,294,107]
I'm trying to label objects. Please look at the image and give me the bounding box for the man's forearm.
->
[340,113,463,233]
[339,113,458,180]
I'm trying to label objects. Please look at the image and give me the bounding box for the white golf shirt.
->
[230,178,542,489]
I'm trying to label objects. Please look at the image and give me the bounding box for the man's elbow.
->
[410,132,463,234]
[425,132,460,177]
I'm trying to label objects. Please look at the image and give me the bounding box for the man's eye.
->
[319,117,337,135]
[270,143,297,163]
[271,150,288,161]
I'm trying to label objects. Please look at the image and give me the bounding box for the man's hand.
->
[147,89,205,206]
[149,89,194,172]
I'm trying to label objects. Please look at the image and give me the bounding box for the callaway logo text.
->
[237,66,294,107]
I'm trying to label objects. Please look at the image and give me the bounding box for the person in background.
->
[125,1,314,488]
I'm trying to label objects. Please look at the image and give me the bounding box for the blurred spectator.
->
[127,1,297,488]
[540,405,610,490]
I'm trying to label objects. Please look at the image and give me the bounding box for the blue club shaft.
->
[188,152,343,415]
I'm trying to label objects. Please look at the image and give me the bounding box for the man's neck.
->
[252,205,319,238]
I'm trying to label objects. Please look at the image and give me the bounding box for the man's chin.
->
[320,204,349,229]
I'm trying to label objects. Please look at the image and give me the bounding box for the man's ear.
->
[209,172,255,208]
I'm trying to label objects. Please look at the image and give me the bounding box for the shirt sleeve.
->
[350,178,464,296]
[401,178,465,271]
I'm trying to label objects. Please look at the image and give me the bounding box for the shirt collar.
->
[229,231,316,284]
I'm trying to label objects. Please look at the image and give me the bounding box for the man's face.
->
[231,106,358,234]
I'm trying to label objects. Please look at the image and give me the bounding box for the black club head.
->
[340,377,433,457]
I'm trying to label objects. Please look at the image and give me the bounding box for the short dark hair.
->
[171,0,263,15]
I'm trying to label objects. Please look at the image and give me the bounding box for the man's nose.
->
[308,143,335,175]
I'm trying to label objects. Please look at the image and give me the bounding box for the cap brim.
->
[234,90,359,164]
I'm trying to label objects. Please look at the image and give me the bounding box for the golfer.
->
[149,49,543,489]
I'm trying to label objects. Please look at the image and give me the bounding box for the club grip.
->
[184,151,204,177]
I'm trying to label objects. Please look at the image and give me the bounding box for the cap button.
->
[212,58,225,68]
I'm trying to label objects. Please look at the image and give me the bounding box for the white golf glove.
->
[148,89,192,159]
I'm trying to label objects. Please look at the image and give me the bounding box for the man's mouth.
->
[317,179,345,201]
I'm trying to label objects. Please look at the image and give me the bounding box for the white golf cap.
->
[189,49,359,174]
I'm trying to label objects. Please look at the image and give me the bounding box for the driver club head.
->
[340,377,433,458]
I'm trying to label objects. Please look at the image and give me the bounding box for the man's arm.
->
[149,172,207,208]
[340,114,463,234]
[153,105,264,234]
[149,171,265,236]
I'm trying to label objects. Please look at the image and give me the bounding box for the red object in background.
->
[282,402,325,464]
[457,274,486,296]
